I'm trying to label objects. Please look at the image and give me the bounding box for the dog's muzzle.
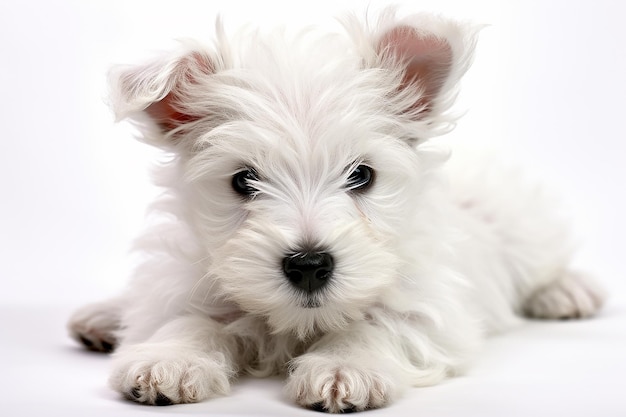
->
[282,251,334,293]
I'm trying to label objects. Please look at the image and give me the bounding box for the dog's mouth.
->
[302,297,322,309]
[293,289,327,309]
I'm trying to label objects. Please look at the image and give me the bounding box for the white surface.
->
[1,0,626,416]
[3,302,626,416]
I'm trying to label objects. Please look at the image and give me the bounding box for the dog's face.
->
[112,12,476,337]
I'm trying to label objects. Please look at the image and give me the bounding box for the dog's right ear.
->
[109,44,216,144]
[343,8,479,140]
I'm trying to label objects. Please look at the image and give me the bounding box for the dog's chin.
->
[259,295,366,339]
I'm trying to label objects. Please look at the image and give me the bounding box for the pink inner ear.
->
[145,52,214,132]
[378,26,453,114]
[145,93,196,131]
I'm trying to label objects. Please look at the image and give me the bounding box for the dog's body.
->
[68,10,605,413]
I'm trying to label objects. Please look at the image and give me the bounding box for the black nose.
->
[283,252,334,293]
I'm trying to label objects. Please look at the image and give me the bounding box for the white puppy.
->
[68,9,605,413]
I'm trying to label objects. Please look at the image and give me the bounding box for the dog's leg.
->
[67,297,124,353]
[523,271,606,319]
[108,314,238,405]
[285,317,471,413]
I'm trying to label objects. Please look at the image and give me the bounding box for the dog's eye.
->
[346,165,374,191]
[232,168,259,196]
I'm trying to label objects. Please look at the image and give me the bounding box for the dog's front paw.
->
[286,354,396,413]
[109,345,232,405]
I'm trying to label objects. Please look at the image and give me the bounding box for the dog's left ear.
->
[109,43,217,146]
[350,11,479,127]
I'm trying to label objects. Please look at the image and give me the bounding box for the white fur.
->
[68,8,605,413]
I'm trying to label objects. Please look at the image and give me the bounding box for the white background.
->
[1,0,625,304]
[1,1,625,416]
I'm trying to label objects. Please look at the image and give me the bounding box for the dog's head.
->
[111,10,478,338]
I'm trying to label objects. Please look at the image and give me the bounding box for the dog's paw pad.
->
[286,357,394,413]
[524,271,606,319]
[77,333,116,353]
[154,392,174,406]
[100,340,115,352]
[79,335,94,348]
[110,347,232,405]
[310,402,357,414]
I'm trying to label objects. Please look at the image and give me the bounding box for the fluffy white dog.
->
[68,9,605,413]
